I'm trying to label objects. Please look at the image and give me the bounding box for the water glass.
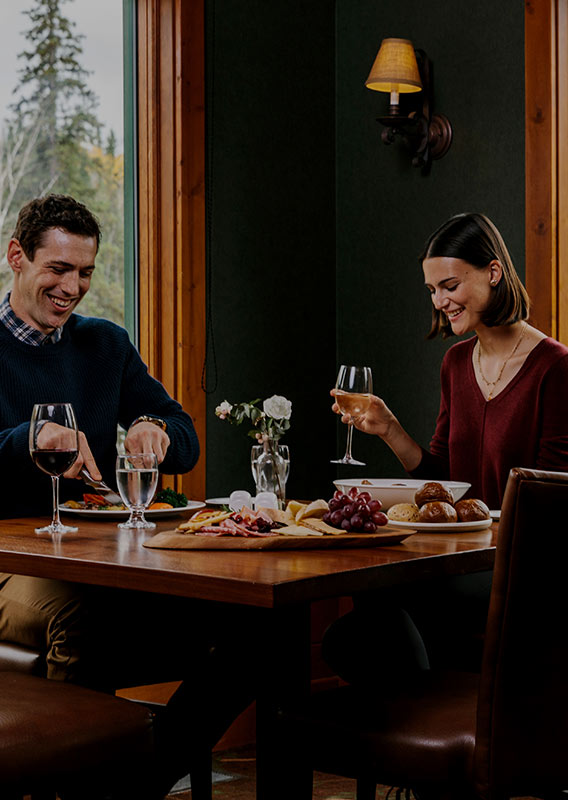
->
[116,453,158,529]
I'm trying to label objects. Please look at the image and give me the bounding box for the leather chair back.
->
[474,467,568,800]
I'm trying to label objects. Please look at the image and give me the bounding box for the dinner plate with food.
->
[60,488,205,520]
[385,482,493,533]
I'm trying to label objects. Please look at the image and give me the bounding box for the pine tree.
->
[10,0,102,204]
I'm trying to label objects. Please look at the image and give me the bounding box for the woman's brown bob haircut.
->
[420,212,530,339]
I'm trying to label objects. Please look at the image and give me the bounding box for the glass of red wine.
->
[29,403,79,534]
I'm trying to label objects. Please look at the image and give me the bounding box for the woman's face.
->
[422,256,499,336]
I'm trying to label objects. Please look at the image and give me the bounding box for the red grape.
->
[373,511,388,527]
[363,520,377,533]
[328,498,340,512]
[341,518,352,531]
[343,502,356,517]
[348,487,359,499]
[323,511,331,523]
[350,513,363,530]
[359,491,371,503]
[333,489,343,499]
[358,503,370,519]
[330,509,344,527]
[368,499,382,512]
[339,494,351,507]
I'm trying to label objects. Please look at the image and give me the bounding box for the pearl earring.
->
[490,279,497,286]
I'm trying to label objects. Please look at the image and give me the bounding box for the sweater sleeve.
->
[536,353,568,469]
[118,338,199,475]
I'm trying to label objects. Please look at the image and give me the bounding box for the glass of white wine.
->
[331,365,373,465]
[116,453,159,529]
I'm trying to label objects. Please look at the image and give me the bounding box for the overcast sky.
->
[0,0,124,151]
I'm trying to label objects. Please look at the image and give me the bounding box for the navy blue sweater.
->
[0,315,199,517]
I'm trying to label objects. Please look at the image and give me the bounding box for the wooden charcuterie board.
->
[143,527,415,550]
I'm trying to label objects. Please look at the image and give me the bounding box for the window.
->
[0,0,126,327]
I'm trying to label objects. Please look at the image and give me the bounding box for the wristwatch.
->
[129,415,167,432]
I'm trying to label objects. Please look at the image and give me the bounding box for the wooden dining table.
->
[0,514,498,799]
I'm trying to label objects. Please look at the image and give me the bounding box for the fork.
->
[80,468,122,504]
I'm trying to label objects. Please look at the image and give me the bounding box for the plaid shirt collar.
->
[0,293,62,345]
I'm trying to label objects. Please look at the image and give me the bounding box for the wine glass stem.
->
[344,422,354,461]
[51,475,62,528]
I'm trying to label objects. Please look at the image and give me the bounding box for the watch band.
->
[129,415,167,432]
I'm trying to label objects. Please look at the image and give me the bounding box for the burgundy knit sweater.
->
[410,336,568,509]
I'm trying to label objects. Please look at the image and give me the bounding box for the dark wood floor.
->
[165,745,403,800]
[164,746,544,800]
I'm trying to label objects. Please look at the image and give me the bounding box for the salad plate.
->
[59,500,205,520]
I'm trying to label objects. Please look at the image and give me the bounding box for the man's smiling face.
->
[8,227,97,334]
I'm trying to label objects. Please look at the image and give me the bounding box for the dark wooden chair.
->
[0,670,158,800]
[277,467,568,800]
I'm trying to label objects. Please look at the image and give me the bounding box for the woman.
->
[333,212,568,509]
[323,213,568,681]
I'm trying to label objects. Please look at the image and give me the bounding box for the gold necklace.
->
[476,322,527,400]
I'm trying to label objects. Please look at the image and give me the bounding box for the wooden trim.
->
[558,0,568,344]
[137,0,206,499]
[525,0,557,338]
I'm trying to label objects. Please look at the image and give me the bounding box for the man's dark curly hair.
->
[12,194,101,260]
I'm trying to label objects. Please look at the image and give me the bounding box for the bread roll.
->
[418,501,458,523]
[387,503,420,522]
[455,498,490,522]
[414,482,454,507]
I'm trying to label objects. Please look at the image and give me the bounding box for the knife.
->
[80,468,122,504]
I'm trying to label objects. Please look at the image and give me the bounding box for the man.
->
[0,195,258,794]
[0,194,199,680]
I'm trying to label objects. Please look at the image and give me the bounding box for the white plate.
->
[59,501,205,520]
[333,478,471,510]
[386,518,492,533]
[205,497,231,507]
[490,509,501,520]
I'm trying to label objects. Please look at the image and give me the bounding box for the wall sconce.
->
[365,38,452,169]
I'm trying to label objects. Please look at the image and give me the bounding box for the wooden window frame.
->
[136,0,206,499]
[525,0,568,344]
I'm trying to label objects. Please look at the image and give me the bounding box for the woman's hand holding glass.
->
[330,390,396,438]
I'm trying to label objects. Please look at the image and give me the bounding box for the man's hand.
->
[36,423,102,480]
[125,422,170,464]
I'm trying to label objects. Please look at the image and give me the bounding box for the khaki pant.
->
[0,573,83,681]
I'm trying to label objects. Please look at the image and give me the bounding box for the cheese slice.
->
[277,524,323,536]
[286,500,306,518]
[295,498,329,522]
[300,518,343,535]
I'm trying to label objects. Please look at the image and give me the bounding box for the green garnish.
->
[155,488,188,508]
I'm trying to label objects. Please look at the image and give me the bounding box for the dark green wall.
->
[205,0,525,499]
[205,0,337,500]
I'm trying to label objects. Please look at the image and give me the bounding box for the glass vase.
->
[251,438,290,509]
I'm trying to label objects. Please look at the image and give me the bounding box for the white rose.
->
[215,400,233,417]
[263,395,292,420]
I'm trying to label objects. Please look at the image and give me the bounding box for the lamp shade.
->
[365,38,422,93]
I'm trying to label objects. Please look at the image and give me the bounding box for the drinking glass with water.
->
[116,453,158,529]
